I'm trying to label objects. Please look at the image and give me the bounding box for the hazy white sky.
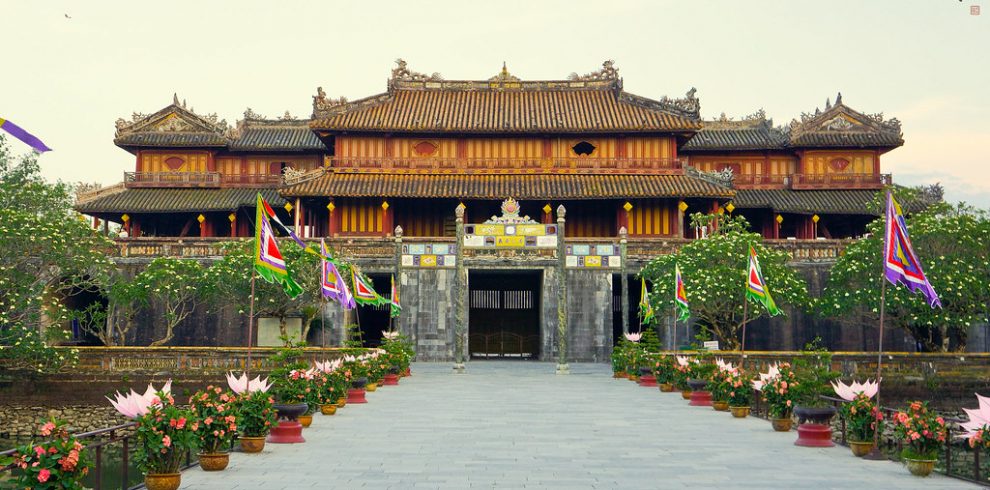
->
[2,0,987,207]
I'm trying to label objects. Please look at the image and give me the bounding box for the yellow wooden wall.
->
[339,198,383,234]
[685,154,798,177]
[394,200,449,236]
[335,136,677,160]
[214,155,321,175]
[801,151,875,175]
[139,151,209,172]
[627,199,677,236]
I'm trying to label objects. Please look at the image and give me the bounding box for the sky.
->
[2,0,988,208]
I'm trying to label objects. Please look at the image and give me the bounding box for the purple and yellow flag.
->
[0,118,51,152]
[883,191,941,308]
[320,239,355,309]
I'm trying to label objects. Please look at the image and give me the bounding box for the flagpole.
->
[670,304,677,351]
[866,271,889,460]
[740,290,749,369]
[246,267,257,380]
[321,295,327,349]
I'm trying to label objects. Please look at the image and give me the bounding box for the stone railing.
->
[73,346,361,374]
[790,172,891,190]
[113,237,235,258]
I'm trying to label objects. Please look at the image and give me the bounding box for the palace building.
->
[76,60,907,361]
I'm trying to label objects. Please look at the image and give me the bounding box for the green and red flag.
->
[390,274,402,318]
[254,193,303,298]
[351,268,387,306]
[746,246,781,316]
[674,264,690,322]
[639,277,656,325]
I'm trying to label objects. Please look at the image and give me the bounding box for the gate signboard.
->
[462,198,558,249]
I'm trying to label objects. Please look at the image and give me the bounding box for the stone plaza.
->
[179,362,977,489]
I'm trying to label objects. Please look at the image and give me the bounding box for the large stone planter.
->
[687,379,712,407]
[268,403,307,444]
[793,406,837,447]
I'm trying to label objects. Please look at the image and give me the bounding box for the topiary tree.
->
[820,191,990,352]
[0,135,114,372]
[639,213,810,349]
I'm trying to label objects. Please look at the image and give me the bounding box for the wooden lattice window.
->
[164,157,185,171]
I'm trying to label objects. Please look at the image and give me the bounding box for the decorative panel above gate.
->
[462,198,558,249]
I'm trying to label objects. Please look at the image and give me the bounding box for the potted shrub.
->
[610,339,630,378]
[268,369,311,444]
[226,372,275,453]
[636,330,661,387]
[3,418,91,489]
[653,355,676,392]
[756,363,798,432]
[832,379,883,456]
[893,401,947,477]
[708,360,737,411]
[791,343,840,447]
[344,354,370,404]
[685,355,715,407]
[380,331,409,385]
[188,386,238,471]
[673,355,693,399]
[960,393,990,454]
[234,390,277,453]
[725,368,753,418]
[314,359,344,414]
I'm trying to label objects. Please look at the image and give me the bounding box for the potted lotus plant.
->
[269,369,313,443]
[2,418,91,489]
[959,393,990,451]
[673,355,693,399]
[754,363,798,432]
[344,355,370,404]
[708,359,736,411]
[380,331,405,385]
[832,379,883,456]
[188,385,238,471]
[227,372,275,453]
[108,381,199,490]
[314,359,345,414]
[622,333,644,381]
[893,401,947,477]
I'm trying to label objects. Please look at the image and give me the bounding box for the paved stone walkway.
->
[180,362,977,489]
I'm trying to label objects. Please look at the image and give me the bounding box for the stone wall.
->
[399,268,457,361]
[0,405,121,438]
[566,270,612,362]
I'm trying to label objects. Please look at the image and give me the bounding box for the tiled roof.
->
[682,115,788,151]
[229,120,324,152]
[114,99,230,150]
[114,132,228,148]
[732,189,881,215]
[282,173,732,200]
[787,94,903,150]
[789,131,903,148]
[311,83,702,134]
[75,188,285,214]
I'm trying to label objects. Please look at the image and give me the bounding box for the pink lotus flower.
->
[624,332,642,342]
[107,380,171,419]
[831,379,880,401]
[675,355,690,367]
[314,359,343,373]
[226,372,271,394]
[959,393,990,441]
[382,330,400,340]
[715,358,735,372]
[751,364,780,392]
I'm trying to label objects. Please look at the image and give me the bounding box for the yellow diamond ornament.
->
[812,214,820,223]
[776,214,784,224]
[725,202,735,214]
[678,201,688,213]
[327,202,335,212]
[228,212,236,222]
[197,214,206,224]
[623,202,633,212]
[121,214,130,223]
[543,204,552,214]
[381,200,389,211]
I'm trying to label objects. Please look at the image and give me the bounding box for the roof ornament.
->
[825,97,831,110]
[489,61,520,82]
[835,92,843,105]
[312,86,349,118]
[483,197,537,224]
[389,58,443,83]
[173,93,180,106]
[280,110,297,121]
[657,87,700,117]
[243,107,266,120]
[569,59,619,81]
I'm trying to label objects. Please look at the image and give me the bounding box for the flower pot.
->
[627,373,639,381]
[793,406,836,447]
[849,440,874,457]
[729,406,750,418]
[268,403,307,444]
[367,382,378,392]
[351,377,368,389]
[659,383,674,392]
[637,375,658,388]
[239,436,266,453]
[771,418,793,432]
[320,404,337,415]
[383,373,400,386]
[144,473,181,490]
[336,397,347,408]
[613,372,627,379]
[298,414,313,428]
[198,452,230,471]
[687,380,712,407]
[681,390,692,400]
[904,458,936,477]
[403,367,411,377]
[346,388,367,404]
[712,401,729,411]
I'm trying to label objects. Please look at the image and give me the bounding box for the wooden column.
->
[130,217,140,237]
[382,200,393,237]
[327,199,337,237]
[294,198,302,236]
[199,215,208,238]
[229,213,237,238]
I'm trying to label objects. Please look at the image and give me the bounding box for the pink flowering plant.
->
[274,369,314,405]
[133,391,199,474]
[833,380,883,442]
[893,401,947,460]
[760,362,799,419]
[959,394,990,449]
[188,386,238,454]
[725,369,754,407]
[2,418,90,489]
[652,355,676,384]
[234,390,277,438]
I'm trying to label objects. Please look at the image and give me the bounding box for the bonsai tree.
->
[640,213,810,349]
[820,190,990,352]
[791,339,840,410]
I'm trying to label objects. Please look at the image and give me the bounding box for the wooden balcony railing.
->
[123,172,282,188]
[790,173,890,190]
[330,156,685,174]
[731,174,789,189]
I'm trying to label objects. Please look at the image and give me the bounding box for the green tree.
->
[205,240,326,343]
[820,196,990,352]
[0,135,114,372]
[134,257,207,347]
[639,213,810,349]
